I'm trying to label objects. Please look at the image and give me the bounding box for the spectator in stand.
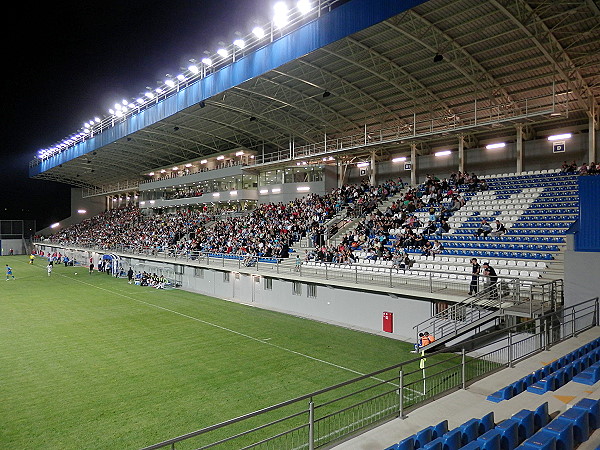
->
[475,219,493,237]
[579,162,588,175]
[435,219,451,237]
[431,240,444,258]
[469,258,481,295]
[482,262,498,299]
[489,219,506,236]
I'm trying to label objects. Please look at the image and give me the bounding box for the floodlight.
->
[297,0,311,14]
[485,142,506,149]
[434,150,452,156]
[176,74,186,82]
[188,64,199,74]
[233,39,245,49]
[145,92,155,99]
[392,157,407,162]
[136,98,144,104]
[217,48,229,58]
[201,57,213,66]
[297,186,310,192]
[547,133,572,141]
[122,99,128,105]
[273,1,289,27]
[94,117,101,123]
[165,79,176,88]
[356,162,369,168]
[252,26,265,39]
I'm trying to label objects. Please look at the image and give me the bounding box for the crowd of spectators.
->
[561,161,599,175]
[45,174,473,266]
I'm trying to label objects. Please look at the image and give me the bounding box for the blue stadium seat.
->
[542,417,574,450]
[519,430,556,450]
[494,418,519,450]
[534,402,550,431]
[512,409,535,442]
[397,436,415,450]
[559,408,589,445]
[415,426,433,449]
[572,398,599,430]
[478,412,495,435]
[432,420,448,439]
[476,428,501,450]
[459,419,480,446]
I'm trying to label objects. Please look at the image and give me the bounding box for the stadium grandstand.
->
[13,0,600,448]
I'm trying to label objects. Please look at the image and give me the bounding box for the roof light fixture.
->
[485,142,506,149]
[547,133,572,141]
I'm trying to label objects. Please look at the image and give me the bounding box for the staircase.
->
[413,279,563,351]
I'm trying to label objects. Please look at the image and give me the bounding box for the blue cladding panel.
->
[576,176,600,252]
[30,0,427,178]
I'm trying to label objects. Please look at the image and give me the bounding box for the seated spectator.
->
[475,219,493,237]
[489,219,506,236]
[431,240,444,258]
[435,219,450,237]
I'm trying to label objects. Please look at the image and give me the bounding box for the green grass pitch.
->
[0,255,428,449]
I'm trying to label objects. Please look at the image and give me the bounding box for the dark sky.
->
[2,0,268,228]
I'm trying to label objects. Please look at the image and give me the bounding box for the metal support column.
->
[516,124,523,175]
[410,143,417,186]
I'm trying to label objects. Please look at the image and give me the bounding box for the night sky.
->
[2,0,268,228]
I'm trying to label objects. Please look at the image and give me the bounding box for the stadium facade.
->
[27,0,600,446]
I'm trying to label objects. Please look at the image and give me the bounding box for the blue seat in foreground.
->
[542,417,574,450]
[559,407,589,445]
[572,397,599,431]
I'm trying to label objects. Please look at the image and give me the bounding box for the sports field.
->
[1,255,435,449]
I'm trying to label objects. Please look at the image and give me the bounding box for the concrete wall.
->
[564,234,600,308]
[180,266,431,341]
[0,239,26,255]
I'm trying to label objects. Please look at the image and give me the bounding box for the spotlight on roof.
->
[273,1,289,28]
[433,53,444,63]
[252,26,265,39]
[233,39,245,50]
[217,48,229,58]
[547,133,572,141]
[486,142,506,149]
[297,0,312,14]
[434,150,452,157]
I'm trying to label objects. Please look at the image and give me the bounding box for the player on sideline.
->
[6,264,15,280]
[29,254,35,264]
[47,263,53,277]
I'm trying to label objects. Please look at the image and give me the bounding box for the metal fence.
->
[139,297,599,450]
[35,242,546,305]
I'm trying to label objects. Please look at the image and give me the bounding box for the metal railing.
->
[139,297,599,450]
[34,241,548,303]
[413,279,564,344]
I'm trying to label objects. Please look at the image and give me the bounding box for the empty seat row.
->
[384,398,599,450]
[487,337,600,402]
